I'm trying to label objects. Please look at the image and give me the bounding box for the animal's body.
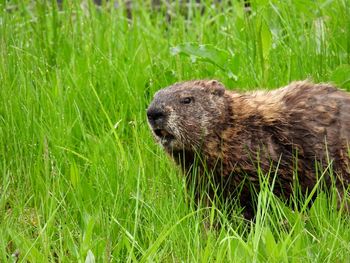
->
[147,80,350,218]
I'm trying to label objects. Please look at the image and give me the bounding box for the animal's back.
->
[282,82,350,182]
[222,81,350,196]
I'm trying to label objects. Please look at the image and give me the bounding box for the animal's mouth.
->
[153,129,175,144]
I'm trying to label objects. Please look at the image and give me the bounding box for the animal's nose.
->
[147,108,165,123]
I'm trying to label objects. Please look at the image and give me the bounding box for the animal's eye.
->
[180,97,193,104]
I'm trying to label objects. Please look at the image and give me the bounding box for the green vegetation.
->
[1,0,350,261]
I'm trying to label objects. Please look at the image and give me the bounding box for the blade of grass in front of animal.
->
[139,208,220,263]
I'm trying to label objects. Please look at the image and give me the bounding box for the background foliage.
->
[1,0,350,261]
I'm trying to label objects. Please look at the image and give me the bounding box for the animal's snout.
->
[147,107,166,126]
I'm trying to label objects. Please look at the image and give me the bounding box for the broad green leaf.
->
[170,43,229,69]
[170,43,238,80]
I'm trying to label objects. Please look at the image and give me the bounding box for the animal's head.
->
[147,80,227,153]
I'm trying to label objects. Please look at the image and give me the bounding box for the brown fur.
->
[147,80,350,218]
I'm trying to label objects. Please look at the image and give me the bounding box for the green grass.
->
[1,0,350,262]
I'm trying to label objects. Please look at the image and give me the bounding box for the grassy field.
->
[1,0,350,262]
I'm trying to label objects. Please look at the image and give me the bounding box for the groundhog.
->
[147,80,350,219]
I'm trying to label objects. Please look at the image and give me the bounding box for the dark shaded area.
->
[56,0,251,16]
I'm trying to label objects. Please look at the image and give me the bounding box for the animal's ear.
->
[205,80,225,96]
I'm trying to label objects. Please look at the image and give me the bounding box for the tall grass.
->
[1,0,350,261]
